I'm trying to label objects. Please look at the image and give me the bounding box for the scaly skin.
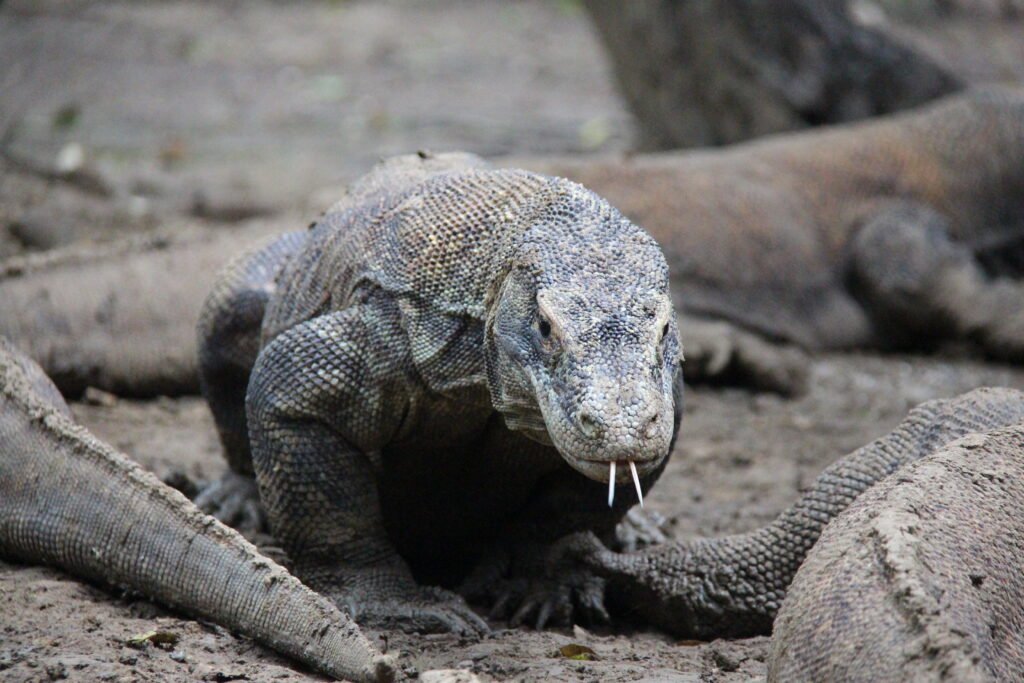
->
[558,388,1024,639]
[770,420,1024,682]
[524,86,1024,391]
[198,153,684,634]
[0,339,394,682]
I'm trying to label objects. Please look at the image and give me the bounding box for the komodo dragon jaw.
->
[483,195,682,492]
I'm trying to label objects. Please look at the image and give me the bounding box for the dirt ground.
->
[2,2,1024,682]
[4,354,1023,682]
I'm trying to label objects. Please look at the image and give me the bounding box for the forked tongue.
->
[608,461,616,507]
[630,460,644,508]
[607,460,644,508]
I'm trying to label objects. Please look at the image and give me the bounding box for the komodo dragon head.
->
[484,178,681,503]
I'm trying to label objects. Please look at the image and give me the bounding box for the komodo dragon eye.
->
[660,322,670,342]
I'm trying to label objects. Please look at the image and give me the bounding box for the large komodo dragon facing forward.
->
[0,340,395,683]
[195,154,684,633]
[529,86,1024,391]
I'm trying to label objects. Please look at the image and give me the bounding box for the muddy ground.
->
[2,1,1024,682]
[4,354,1023,683]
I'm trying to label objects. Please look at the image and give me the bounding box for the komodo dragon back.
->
[0,339,395,682]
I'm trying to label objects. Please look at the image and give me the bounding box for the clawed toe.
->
[194,471,266,531]
[616,508,669,552]
[492,574,609,630]
[340,586,490,638]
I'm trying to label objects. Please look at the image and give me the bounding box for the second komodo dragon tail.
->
[0,338,395,683]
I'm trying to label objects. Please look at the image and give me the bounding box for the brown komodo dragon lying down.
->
[5,88,1022,399]
[556,387,1024,681]
[526,85,1024,393]
[195,152,685,634]
[0,339,396,682]
[0,225,278,397]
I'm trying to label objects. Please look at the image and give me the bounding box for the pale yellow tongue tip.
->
[630,460,644,508]
[608,460,645,508]
[607,461,616,507]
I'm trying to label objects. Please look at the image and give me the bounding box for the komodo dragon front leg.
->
[246,300,489,636]
[195,230,308,530]
[553,387,1024,639]
[679,317,809,396]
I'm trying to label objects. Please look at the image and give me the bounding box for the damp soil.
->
[3,353,1023,682]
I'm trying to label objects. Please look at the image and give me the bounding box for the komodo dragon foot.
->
[460,542,611,630]
[615,508,669,552]
[194,471,266,532]
[311,565,489,637]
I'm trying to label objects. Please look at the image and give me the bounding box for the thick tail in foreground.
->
[0,338,395,683]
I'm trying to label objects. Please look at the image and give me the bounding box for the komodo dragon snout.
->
[483,191,681,501]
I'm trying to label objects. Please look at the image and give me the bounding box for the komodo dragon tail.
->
[0,339,395,683]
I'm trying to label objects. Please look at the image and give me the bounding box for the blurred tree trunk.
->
[585,0,962,149]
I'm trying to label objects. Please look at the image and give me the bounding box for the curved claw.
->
[410,602,490,638]
[505,572,607,630]
[487,578,526,620]
[576,575,611,625]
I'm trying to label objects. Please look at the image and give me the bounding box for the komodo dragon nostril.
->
[643,410,661,438]
[578,411,602,437]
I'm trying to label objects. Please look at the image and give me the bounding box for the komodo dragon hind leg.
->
[246,304,489,637]
[196,230,307,531]
[850,201,1024,361]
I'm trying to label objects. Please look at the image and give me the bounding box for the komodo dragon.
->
[526,86,1024,391]
[770,419,1024,682]
[5,89,1020,399]
[0,224,279,397]
[554,387,1024,653]
[195,153,684,634]
[0,339,395,683]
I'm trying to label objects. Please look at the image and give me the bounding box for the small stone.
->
[169,651,187,663]
[55,143,84,174]
[710,646,741,672]
[45,661,68,680]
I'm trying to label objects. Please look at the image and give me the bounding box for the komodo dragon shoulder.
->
[195,152,685,634]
